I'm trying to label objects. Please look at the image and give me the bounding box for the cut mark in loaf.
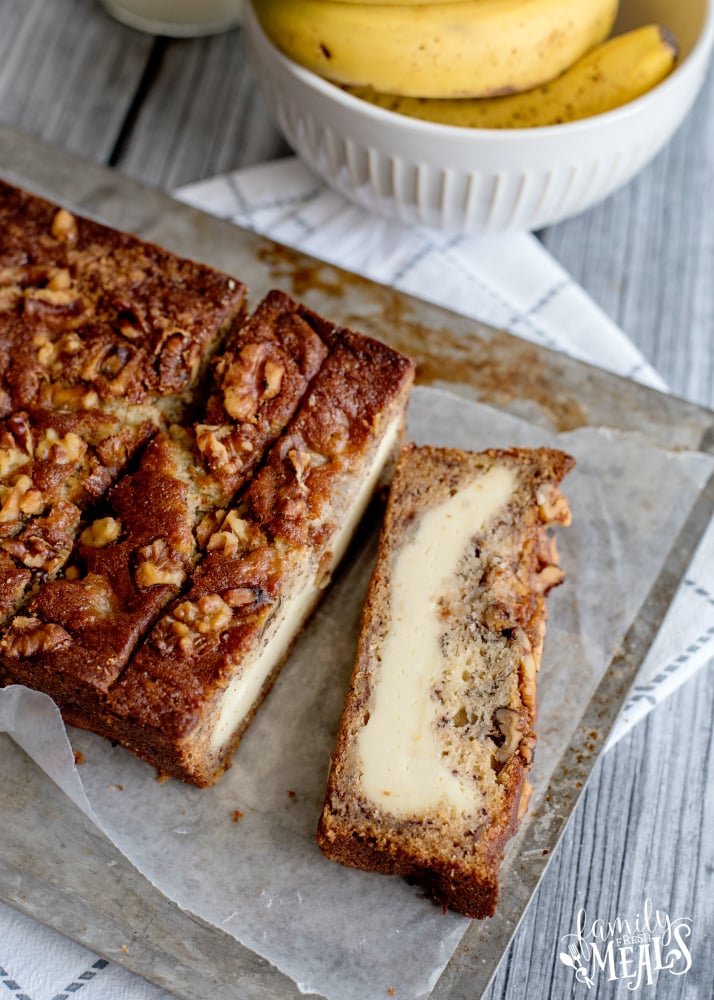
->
[317,444,574,919]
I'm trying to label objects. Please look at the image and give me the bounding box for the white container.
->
[101,0,242,37]
[244,0,714,233]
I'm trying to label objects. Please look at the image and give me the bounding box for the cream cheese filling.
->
[355,464,517,817]
[209,414,402,753]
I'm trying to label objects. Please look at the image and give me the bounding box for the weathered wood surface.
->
[0,1,712,998]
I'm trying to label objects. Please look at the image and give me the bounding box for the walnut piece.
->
[35,429,87,465]
[0,475,44,525]
[33,330,84,370]
[0,616,72,658]
[536,483,571,525]
[51,208,79,244]
[173,593,233,635]
[262,359,284,400]
[493,707,522,763]
[39,383,100,411]
[221,342,285,421]
[80,516,122,548]
[0,442,30,478]
[134,538,185,589]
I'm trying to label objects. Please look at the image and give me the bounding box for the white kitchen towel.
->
[176,155,713,748]
[0,898,171,1000]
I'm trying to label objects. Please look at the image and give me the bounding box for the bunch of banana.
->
[251,0,620,99]
[347,25,679,128]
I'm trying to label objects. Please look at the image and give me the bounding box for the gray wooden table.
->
[0,1,712,998]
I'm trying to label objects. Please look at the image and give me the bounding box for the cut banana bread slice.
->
[99,329,416,786]
[317,444,573,919]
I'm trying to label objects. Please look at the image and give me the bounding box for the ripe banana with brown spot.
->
[346,25,679,128]
[251,0,620,99]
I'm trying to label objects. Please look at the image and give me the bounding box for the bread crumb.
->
[121,943,129,954]
[73,750,85,766]
[232,809,244,823]
[287,789,296,799]
[388,989,396,996]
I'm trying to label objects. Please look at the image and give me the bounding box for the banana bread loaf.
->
[316,444,573,918]
[0,182,416,785]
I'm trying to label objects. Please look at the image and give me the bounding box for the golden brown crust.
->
[316,444,573,918]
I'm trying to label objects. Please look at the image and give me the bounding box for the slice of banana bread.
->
[317,444,573,918]
[99,329,415,786]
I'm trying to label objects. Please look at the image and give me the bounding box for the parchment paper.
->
[1,386,712,1000]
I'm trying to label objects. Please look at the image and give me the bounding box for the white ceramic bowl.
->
[244,0,714,233]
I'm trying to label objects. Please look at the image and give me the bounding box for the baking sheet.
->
[1,127,714,1000]
[2,388,714,1000]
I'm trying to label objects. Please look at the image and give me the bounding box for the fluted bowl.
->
[244,0,714,233]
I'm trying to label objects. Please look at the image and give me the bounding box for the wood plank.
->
[0,0,153,165]
[114,30,291,188]
[540,63,714,411]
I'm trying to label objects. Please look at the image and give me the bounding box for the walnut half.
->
[0,616,72,658]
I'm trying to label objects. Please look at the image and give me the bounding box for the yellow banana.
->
[251,0,620,99]
[346,25,678,128]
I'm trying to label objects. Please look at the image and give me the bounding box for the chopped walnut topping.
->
[206,510,256,556]
[76,573,120,620]
[206,530,241,558]
[0,285,22,312]
[80,516,122,548]
[195,509,226,549]
[114,300,150,341]
[33,330,84,369]
[222,587,258,608]
[262,359,284,400]
[0,442,30,478]
[0,475,44,525]
[38,383,100,411]
[135,538,185,589]
[23,287,87,331]
[35,429,87,465]
[195,424,255,479]
[220,342,285,421]
[51,207,79,244]
[47,267,72,291]
[173,594,233,635]
[0,616,72,657]
[195,425,232,469]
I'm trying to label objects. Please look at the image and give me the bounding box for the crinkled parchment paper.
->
[1,386,713,1000]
